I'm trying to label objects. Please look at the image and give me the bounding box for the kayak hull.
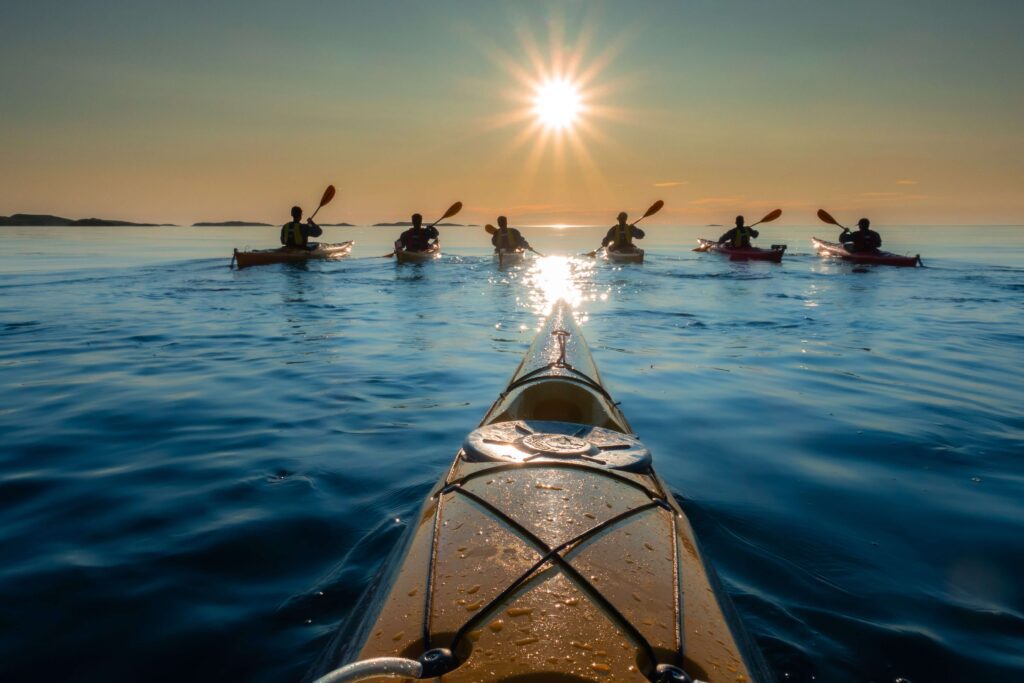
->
[606,248,645,263]
[812,237,921,267]
[395,244,441,263]
[495,249,526,267]
[697,238,785,263]
[314,302,769,683]
[232,241,353,268]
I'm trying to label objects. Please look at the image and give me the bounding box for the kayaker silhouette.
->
[717,216,759,248]
[491,216,532,252]
[280,205,323,250]
[840,218,882,253]
[396,213,439,252]
[601,211,645,252]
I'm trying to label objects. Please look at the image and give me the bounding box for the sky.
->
[1,0,1022,226]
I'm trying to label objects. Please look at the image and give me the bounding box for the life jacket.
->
[731,226,752,248]
[403,228,432,251]
[497,228,520,250]
[283,221,306,248]
[612,224,633,248]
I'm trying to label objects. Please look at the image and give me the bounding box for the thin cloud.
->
[895,180,918,185]
[653,180,688,188]
[689,196,745,206]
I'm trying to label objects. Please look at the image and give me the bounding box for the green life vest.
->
[613,224,632,247]
[732,226,752,248]
[498,228,519,250]
[283,221,306,248]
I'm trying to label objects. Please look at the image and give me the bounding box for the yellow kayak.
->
[232,241,353,268]
[606,247,645,264]
[395,243,441,264]
[312,301,768,682]
[495,248,526,267]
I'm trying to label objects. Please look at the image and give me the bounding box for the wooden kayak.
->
[696,239,785,263]
[311,301,770,683]
[395,243,441,264]
[605,247,645,264]
[811,237,921,267]
[495,249,526,267]
[232,241,353,268]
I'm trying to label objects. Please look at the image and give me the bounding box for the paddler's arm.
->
[600,227,615,247]
[513,229,530,248]
[303,219,323,238]
[632,226,646,240]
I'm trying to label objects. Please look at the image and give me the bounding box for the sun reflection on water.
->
[524,255,604,322]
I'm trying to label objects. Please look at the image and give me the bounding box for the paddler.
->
[396,213,439,253]
[839,218,882,253]
[491,216,532,253]
[281,205,323,250]
[717,215,758,248]
[601,211,645,252]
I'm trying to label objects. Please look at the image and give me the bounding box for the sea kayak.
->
[232,241,353,268]
[312,301,769,683]
[495,248,526,267]
[696,239,785,263]
[605,247,645,263]
[395,243,441,264]
[812,237,921,267]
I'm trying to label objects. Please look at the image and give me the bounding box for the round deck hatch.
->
[463,420,651,472]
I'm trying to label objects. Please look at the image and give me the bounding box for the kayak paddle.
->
[485,224,545,257]
[584,199,664,257]
[309,185,336,221]
[693,208,783,251]
[384,201,462,257]
[817,209,849,231]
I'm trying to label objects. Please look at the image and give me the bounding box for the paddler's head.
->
[291,206,302,221]
[858,218,871,231]
[497,215,508,230]
[411,213,423,229]
[735,215,745,227]
[617,211,628,226]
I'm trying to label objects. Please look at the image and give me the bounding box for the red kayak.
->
[812,238,921,267]
[696,238,786,263]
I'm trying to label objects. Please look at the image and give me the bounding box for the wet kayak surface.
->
[1,224,1022,682]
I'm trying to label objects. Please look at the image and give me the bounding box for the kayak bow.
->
[396,243,441,264]
[312,301,769,683]
[232,241,353,268]
[696,239,785,263]
[605,248,645,264]
[495,248,526,267]
[811,238,921,267]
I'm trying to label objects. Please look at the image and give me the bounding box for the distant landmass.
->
[705,224,724,227]
[0,213,172,227]
[321,222,355,227]
[373,221,471,227]
[193,220,272,227]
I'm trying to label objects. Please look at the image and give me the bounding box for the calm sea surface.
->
[1,224,1022,682]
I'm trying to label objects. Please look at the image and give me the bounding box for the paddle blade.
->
[484,224,497,234]
[441,201,463,220]
[642,200,665,218]
[319,185,336,207]
[817,209,839,225]
[759,208,783,223]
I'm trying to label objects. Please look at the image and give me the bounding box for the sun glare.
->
[533,79,581,131]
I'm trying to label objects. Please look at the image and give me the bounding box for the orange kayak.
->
[232,241,353,268]
[311,301,769,683]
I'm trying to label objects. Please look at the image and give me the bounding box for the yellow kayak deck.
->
[315,302,767,682]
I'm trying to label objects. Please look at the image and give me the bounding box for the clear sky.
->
[1,0,1021,226]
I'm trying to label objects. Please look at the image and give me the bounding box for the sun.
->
[533,78,582,131]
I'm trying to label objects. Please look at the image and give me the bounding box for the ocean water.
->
[1,224,1022,682]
